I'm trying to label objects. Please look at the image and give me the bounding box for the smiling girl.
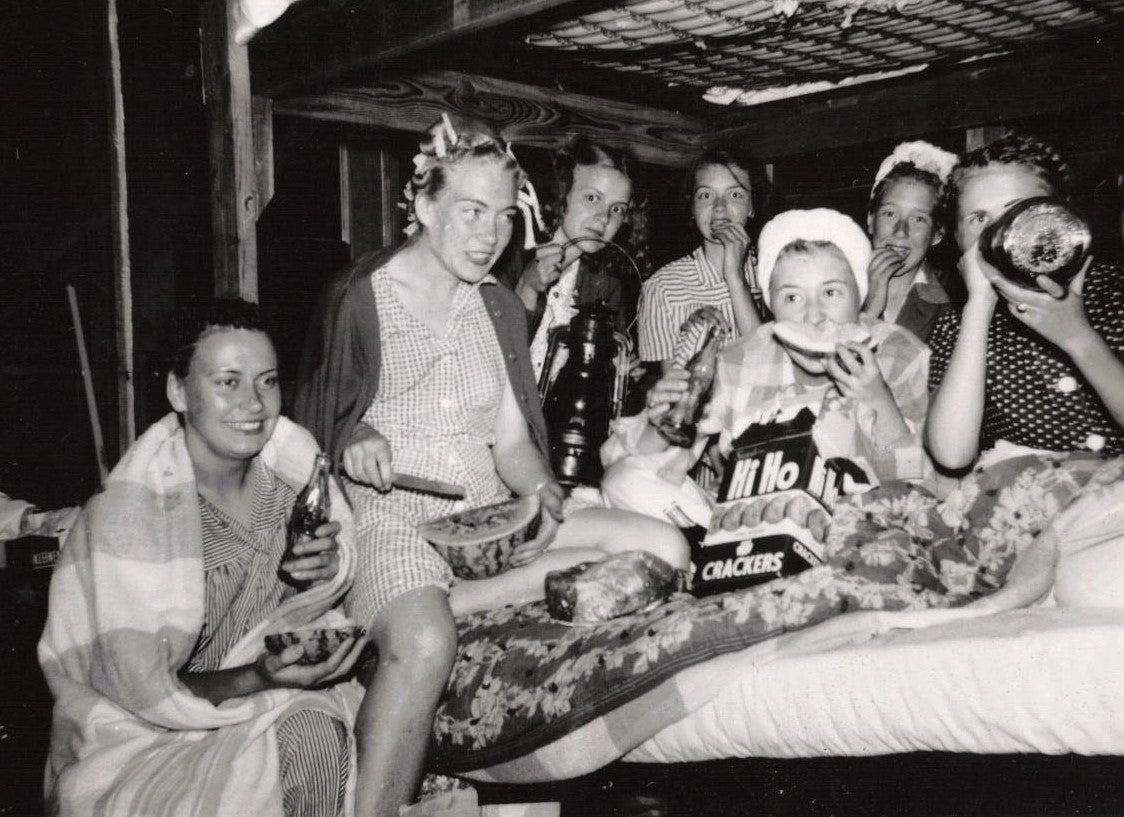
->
[41,300,361,817]
[498,137,645,377]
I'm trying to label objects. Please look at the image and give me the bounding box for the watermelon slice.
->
[772,320,872,358]
[419,494,542,579]
[264,624,365,665]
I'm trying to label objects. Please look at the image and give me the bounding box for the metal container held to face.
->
[979,196,1092,291]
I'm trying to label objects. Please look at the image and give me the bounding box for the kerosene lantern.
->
[539,305,631,487]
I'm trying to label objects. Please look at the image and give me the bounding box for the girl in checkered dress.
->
[297,119,687,817]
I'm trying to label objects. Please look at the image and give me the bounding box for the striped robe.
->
[38,414,358,817]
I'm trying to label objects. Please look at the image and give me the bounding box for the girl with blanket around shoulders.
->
[39,300,366,817]
[293,118,687,817]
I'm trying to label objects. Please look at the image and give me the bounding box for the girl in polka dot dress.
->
[926,134,1124,469]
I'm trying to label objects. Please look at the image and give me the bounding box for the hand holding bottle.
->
[280,519,341,586]
[644,366,691,422]
[286,453,334,588]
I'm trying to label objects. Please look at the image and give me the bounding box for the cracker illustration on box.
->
[691,405,871,596]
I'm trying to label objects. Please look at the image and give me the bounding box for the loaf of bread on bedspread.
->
[545,550,680,624]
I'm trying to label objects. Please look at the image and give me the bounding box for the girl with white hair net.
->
[601,208,930,530]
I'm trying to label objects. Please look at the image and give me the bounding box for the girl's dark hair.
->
[943,133,1071,230]
[683,146,772,222]
[868,162,945,222]
[543,136,651,278]
[167,298,268,378]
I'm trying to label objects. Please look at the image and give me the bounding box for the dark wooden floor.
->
[477,752,1124,816]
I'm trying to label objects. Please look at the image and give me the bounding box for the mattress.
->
[625,606,1124,763]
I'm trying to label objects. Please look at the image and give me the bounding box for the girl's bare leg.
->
[549,507,689,570]
[354,586,457,817]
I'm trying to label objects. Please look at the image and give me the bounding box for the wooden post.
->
[107,0,135,451]
[340,146,401,258]
[203,0,259,301]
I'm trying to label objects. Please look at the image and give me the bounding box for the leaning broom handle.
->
[67,284,109,485]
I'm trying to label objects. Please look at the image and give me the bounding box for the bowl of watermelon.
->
[418,494,542,579]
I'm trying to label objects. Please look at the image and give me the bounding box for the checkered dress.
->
[698,317,930,484]
[347,267,511,626]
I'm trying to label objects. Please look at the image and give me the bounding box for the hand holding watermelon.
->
[823,341,894,405]
[509,479,565,567]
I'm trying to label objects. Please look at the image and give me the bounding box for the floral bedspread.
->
[431,452,1122,778]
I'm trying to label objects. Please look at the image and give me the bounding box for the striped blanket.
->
[38,414,358,817]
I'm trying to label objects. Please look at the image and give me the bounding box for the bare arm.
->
[715,223,762,338]
[925,247,997,470]
[178,637,365,706]
[492,375,565,558]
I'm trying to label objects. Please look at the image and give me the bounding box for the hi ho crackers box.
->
[691,405,869,596]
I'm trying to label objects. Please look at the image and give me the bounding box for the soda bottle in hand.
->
[657,324,722,447]
[287,453,331,584]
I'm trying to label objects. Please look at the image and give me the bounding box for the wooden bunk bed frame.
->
[199,2,1124,813]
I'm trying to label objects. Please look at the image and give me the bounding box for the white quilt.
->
[625,606,1124,763]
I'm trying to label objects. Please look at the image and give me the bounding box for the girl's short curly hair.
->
[166,298,269,379]
[402,120,525,229]
[942,133,1071,230]
[543,136,651,278]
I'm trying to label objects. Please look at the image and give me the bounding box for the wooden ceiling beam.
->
[712,38,1124,160]
[252,0,611,96]
[272,70,709,167]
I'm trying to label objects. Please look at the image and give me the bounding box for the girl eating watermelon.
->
[602,207,931,526]
[294,117,687,817]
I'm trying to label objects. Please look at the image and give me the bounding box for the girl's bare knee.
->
[644,521,690,571]
[372,588,457,680]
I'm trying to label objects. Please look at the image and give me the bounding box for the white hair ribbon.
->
[517,179,547,250]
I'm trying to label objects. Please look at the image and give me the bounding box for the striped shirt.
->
[188,458,295,672]
[637,247,760,362]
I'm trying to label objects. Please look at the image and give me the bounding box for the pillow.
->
[1051,481,1124,609]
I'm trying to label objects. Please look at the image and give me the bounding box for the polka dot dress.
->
[928,262,1124,456]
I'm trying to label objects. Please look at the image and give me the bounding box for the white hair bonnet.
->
[756,208,872,308]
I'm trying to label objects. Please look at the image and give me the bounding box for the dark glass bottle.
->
[289,453,331,550]
[657,324,721,448]
[979,196,1092,290]
[541,306,622,487]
